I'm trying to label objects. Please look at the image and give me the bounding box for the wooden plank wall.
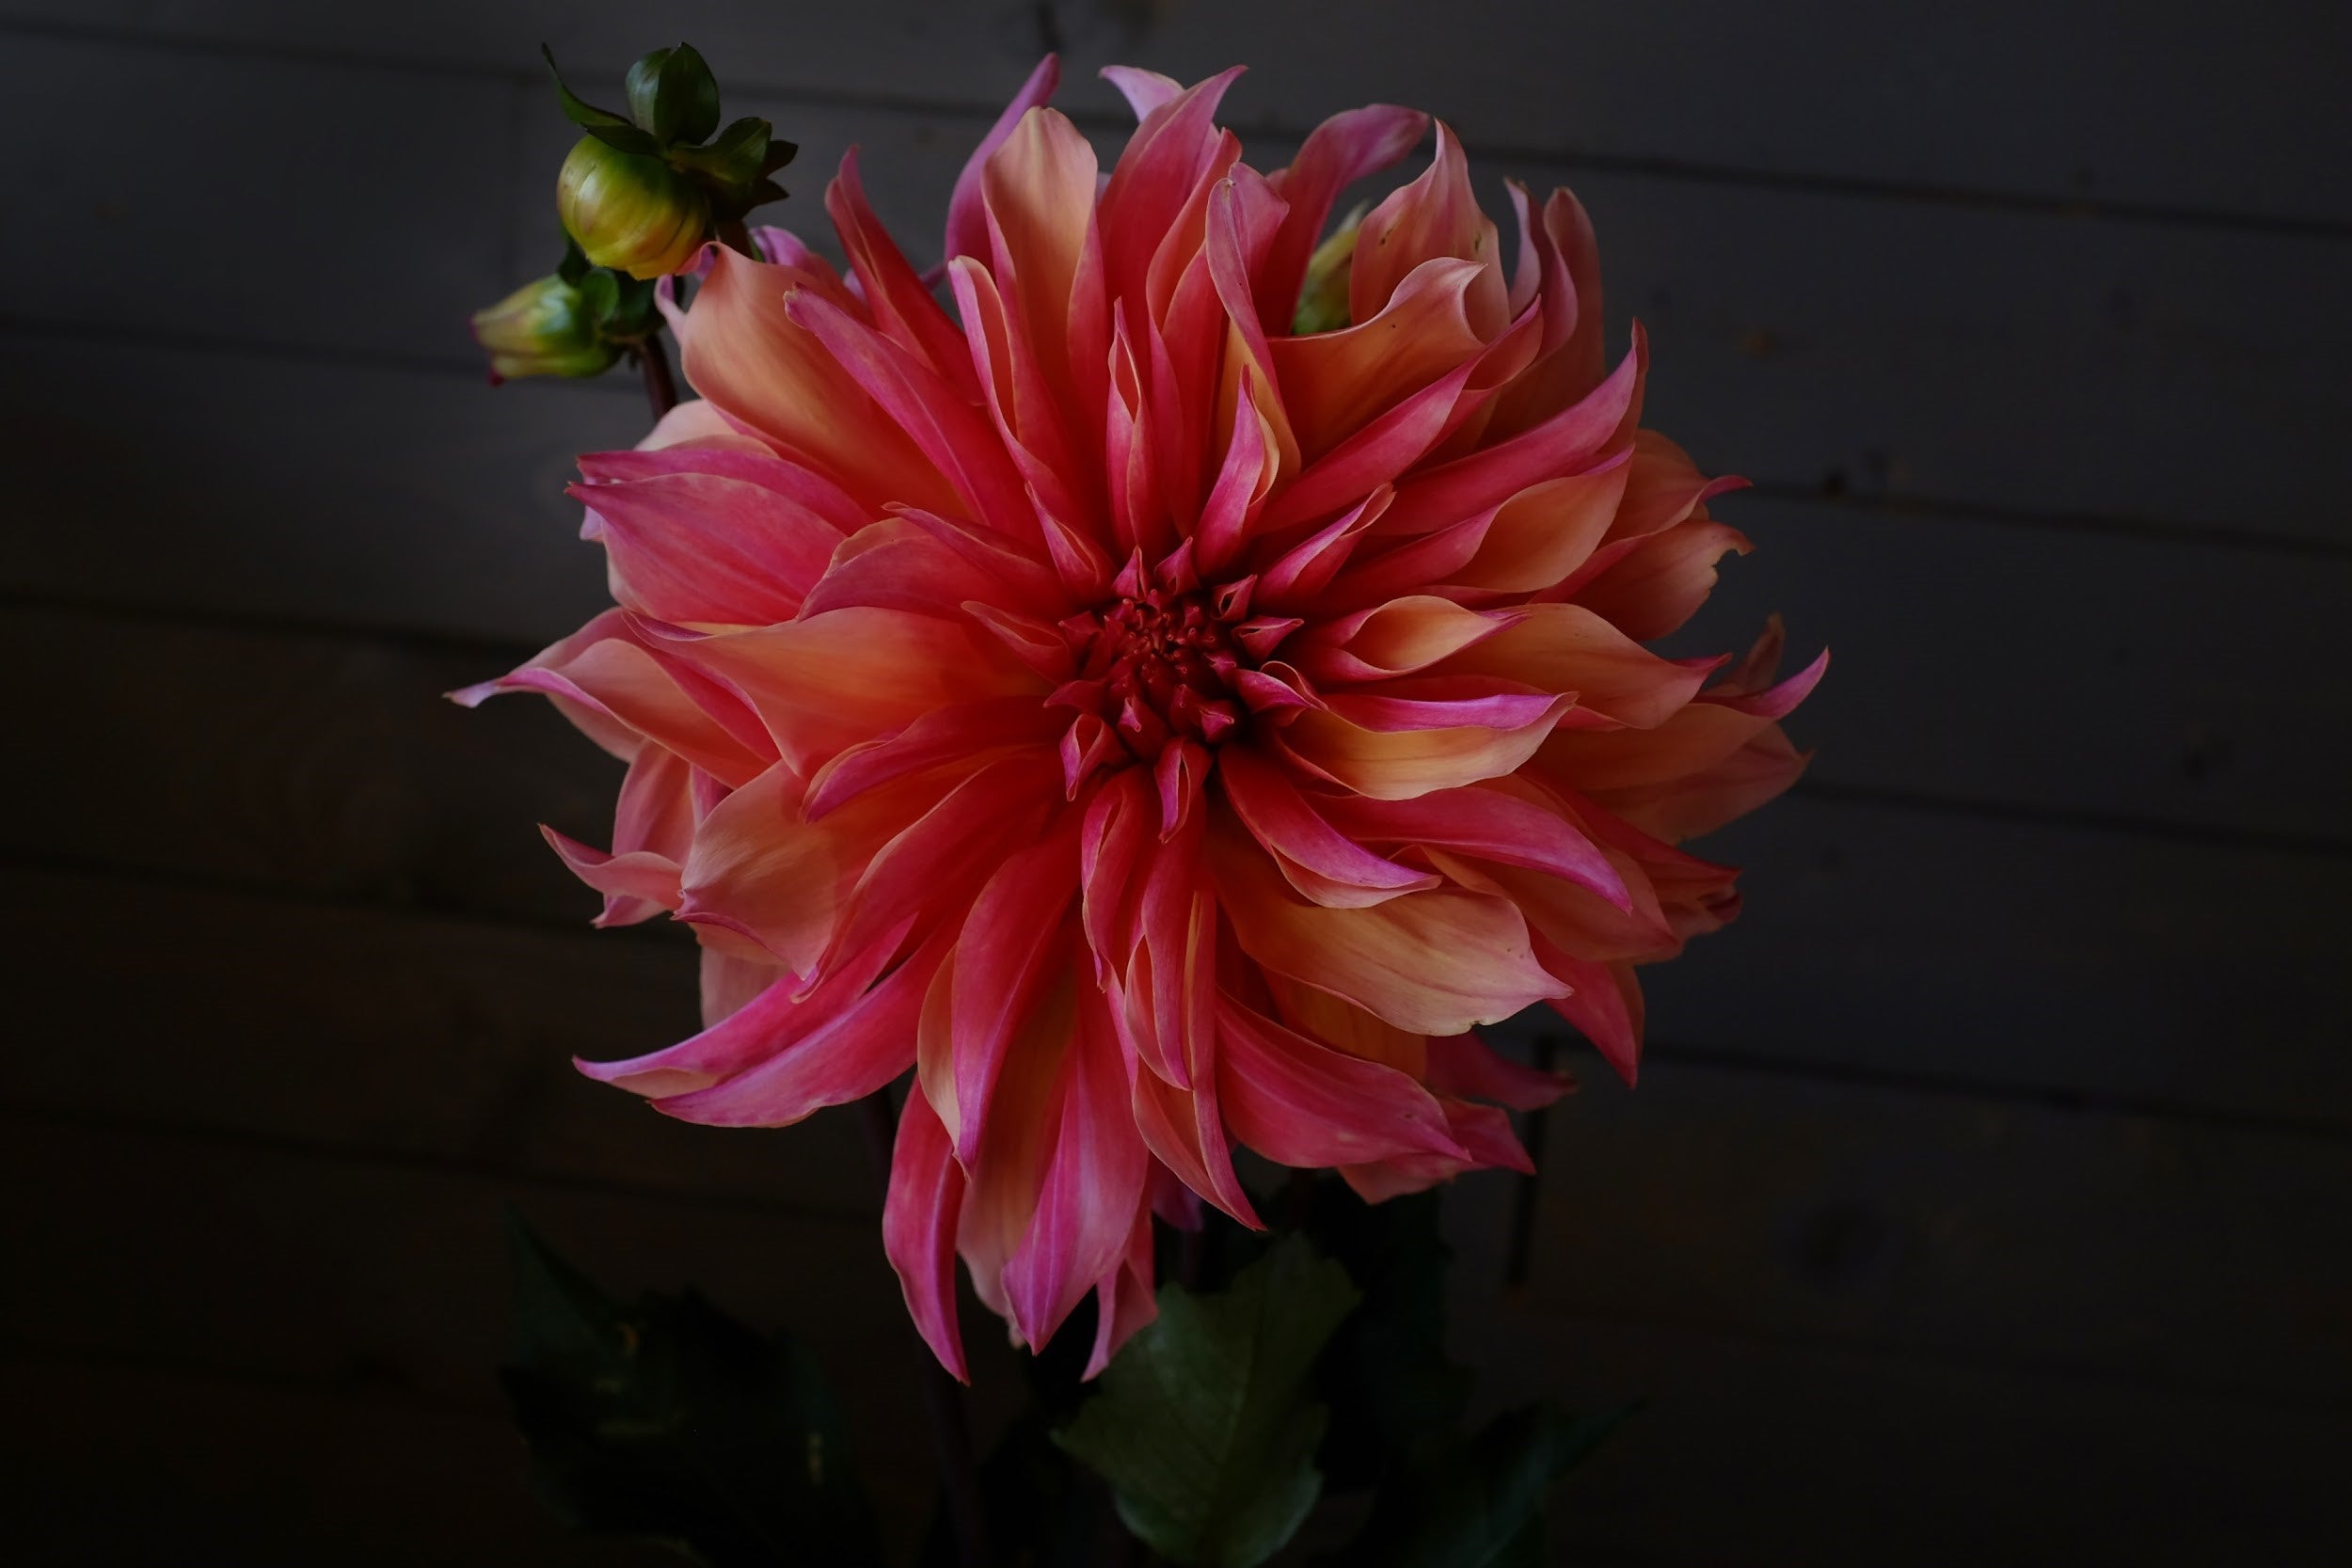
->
[2,4,2345,1562]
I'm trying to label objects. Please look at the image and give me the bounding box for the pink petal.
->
[1348,123,1508,339]
[798,515,1053,622]
[884,1086,971,1380]
[540,825,682,926]
[1380,329,1645,535]
[678,247,961,518]
[1273,256,1491,462]
[950,816,1081,1163]
[574,467,839,626]
[1210,809,1567,1035]
[1424,1031,1575,1111]
[1004,997,1150,1349]
[654,927,945,1125]
[1321,781,1631,911]
[826,147,979,397]
[784,290,1035,539]
[1216,995,1467,1167]
[1193,379,1277,573]
[1221,745,1437,906]
[1101,65,1185,121]
[1099,67,1248,311]
[1261,103,1431,328]
[946,55,1061,263]
[805,696,1066,819]
[1084,1205,1160,1378]
[580,441,869,537]
[1537,941,1645,1085]
[647,606,1039,775]
[576,916,912,1098]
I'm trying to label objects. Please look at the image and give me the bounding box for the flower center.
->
[1069,587,1246,756]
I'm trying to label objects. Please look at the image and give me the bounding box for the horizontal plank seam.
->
[1496,1294,2352,1418]
[0,841,656,944]
[1791,781,2352,864]
[4,16,2348,241]
[1742,482,2352,564]
[1635,1036,2352,1148]
[8,309,2337,563]
[8,592,2347,861]
[11,1212,2348,1425]
[0,1334,505,1418]
[1,1095,873,1229]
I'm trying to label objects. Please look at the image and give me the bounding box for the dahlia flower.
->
[462,59,1820,1379]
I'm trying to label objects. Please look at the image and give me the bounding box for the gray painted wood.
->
[2,45,2337,544]
[8,1112,2345,1567]
[0,1121,958,1559]
[1636,795,2349,1124]
[6,2,2347,224]
[0,30,515,365]
[6,865,2347,1408]
[5,602,2345,1120]
[4,1358,674,1566]
[1459,1303,2352,1566]
[0,10,2342,1564]
[11,485,2344,879]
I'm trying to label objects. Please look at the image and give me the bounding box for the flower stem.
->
[858,1090,993,1568]
[636,334,678,423]
[1504,1032,1561,1290]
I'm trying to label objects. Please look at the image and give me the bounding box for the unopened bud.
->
[469,275,620,382]
[1292,202,1368,336]
[556,135,711,280]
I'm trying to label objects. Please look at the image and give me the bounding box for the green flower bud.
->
[556,135,711,280]
[1292,202,1369,336]
[469,274,621,382]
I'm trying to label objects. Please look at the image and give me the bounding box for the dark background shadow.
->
[2,2,2346,1562]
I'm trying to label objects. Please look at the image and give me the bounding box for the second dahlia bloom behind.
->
[464,60,1821,1378]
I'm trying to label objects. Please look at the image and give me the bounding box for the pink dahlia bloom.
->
[463,59,1821,1378]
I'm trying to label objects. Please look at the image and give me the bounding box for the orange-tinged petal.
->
[981,106,1107,439]
[1348,123,1509,340]
[1537,648,1826,790]
[1004,993,1150,1349]
[1210,805,1566,1035]
[678,247,961,516]
[1273,257,1491,461]
[648,606,1040,775]
[1291,594,1519,684]
[1216,994,1466,1168]
[1277,691,1569,800]
[1430,602,1719,729]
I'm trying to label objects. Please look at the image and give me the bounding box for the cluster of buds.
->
[469,41,794,383]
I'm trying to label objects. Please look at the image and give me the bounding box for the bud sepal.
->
[542,42,798,277]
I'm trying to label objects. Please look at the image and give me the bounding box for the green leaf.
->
[1306,1187,1475,1489]
[556,236,592,287]
[1343,1403,1635,1568]
[675,116,771,187]
[1056,1233,1361,1568]
[573,267,621,329]
[497,1212,882,1568]
[542,44,658,154]
[603,273,662,340]
[627,42,723,147]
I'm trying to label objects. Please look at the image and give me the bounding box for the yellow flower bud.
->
[555,136,711,280]
[468,275,620,382]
